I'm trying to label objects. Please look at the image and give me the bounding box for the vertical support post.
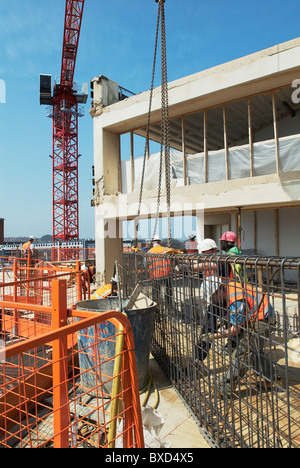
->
[118,135,122,194]
[223,104,229,180]
[275,209,280,256]
[254,211,257,255]
[52,279,69,448]
[26,251,31,302]
[130,131,135,192]
[203,110,208,183]
[13,260,18,336]
[237,207,242,250]
[248,97,254,177]
[228,213,231,231]
[76,261,82,302]
[272,92,280,175]
[181,116,187,186]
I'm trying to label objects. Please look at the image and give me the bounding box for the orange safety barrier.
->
[0,261,90,345]
[0,260,90,308]
[0,279,144,448]
[0,247,95,263]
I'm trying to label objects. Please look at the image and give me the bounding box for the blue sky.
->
[1,0,300,239]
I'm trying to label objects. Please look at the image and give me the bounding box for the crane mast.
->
[40,0,87,246]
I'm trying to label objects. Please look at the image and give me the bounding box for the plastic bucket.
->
[75,295,155,394]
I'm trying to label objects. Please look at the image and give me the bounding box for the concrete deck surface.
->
[142,357,211,449]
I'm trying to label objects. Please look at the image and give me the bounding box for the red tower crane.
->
[40,0,87,244]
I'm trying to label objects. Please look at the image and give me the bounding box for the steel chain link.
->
[136,0,171,248]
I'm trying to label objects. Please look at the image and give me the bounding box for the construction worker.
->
[91,273,117,300]
[184,234,198,253]
[92,283,115,299]
[148,234,166,255]
[142,241,151,252]
[220,231,246,283]
[200,277,278,396]
[22,235,35,256]
[148,235,172,307]
[199,238,219,255]
[196,275,227,362]
[148,235,171,277]
[191,238,219,278]
[220,231,238,253]
[191,238,222,271]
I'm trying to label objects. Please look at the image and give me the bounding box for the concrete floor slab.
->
[141,357,211,449]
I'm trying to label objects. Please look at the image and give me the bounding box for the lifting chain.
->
[136,0,171,248]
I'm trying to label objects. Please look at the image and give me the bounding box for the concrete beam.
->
[91,38,300,134]
[97,172,300,222]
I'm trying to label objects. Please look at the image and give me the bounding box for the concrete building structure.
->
[90,38,300,283]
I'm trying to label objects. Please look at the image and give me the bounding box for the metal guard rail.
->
[0,279,144,448]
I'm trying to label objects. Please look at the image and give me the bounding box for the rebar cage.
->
[122,251,300,448]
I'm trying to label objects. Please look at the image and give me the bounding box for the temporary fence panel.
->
[0,261,90,345]
[0,259,89,306]
[0,279,144,448]
[122,251,300,448]
[0,246,95,263]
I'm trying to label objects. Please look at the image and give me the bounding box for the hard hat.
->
[153,235,161,242]
[29,235,35,241]
[228,246,242,255]
[188,233,196,240]
[220,231,237,243]
[199,238,219,253]
[200,275,223,301]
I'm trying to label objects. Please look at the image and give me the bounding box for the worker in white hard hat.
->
[192,238,220,277]
[148,234,169,273]
[22,235,35,256]
[183,233,198,254]
[151,234,162,245]
[199,238,219,255]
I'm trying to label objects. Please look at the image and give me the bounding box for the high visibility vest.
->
[91,284,112,299]
[227,250,248,284]
[184,240,198,253]
[227,281,271,321]
[148,245,171,279]
[22,241,31,252]
[22,241,32,257]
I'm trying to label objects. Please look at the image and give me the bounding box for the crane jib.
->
[60,0,85,89]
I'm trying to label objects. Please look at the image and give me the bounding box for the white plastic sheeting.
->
[127,134,300,193]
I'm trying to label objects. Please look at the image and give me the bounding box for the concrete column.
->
[196,213,204,252]
[93,122,123,284]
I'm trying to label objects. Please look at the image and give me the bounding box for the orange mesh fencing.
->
[0,279,144,448]
[0,259,90,348]
[0,259,90,307]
